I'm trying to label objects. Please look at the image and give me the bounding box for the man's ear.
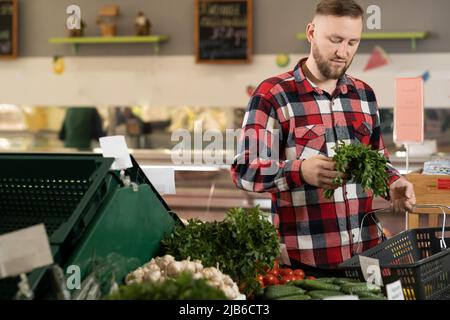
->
[306,23,315,44]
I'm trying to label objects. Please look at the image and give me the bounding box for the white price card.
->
[142,167,176,195]
[0,224,53,279]
[386,280,405,300]
[99,135,133,170]
[359,255,383,287]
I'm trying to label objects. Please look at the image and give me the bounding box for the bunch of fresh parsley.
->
[324,141,390,199]
[161,206,280,296]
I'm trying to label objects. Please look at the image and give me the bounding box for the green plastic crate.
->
[0,153,177,299]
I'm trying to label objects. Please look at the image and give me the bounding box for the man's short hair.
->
[316,0,364,19]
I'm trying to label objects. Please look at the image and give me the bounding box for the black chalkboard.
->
[195,0,252,64]
[0,0,17,59]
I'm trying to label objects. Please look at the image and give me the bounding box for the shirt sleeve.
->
[230,94,304,193]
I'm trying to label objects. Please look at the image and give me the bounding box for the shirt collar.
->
[293,57,356,95]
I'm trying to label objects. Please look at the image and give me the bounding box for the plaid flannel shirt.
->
[231,58,401,268]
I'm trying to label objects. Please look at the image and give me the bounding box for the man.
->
[231,0,416,274]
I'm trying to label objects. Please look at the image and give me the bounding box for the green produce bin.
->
[0,153,178,299]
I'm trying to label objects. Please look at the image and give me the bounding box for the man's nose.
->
[336,42,348,58]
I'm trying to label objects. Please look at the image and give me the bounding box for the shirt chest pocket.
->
[351,121,372,145]
[294,124,326,159]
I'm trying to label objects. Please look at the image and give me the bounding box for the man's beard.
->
[312,44,352,80]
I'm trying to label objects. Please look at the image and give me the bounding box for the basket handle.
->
[410,204,449,250]
[353,208,390,255]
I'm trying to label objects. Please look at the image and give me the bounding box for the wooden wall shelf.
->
[48,35,169,54]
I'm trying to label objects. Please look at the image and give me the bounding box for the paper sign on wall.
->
[99,135,133,170]
[0,224,53,279]
[394,77,424,144]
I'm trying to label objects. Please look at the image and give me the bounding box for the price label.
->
[386,280,405,300]
[0,224,53,279]
[99,135,133,170]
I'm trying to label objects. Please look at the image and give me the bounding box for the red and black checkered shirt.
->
[231,58,401,268]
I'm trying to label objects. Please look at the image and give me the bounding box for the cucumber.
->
[359,295,386,300]
[341,283,381,294]
[357,291,386,299]
[332,278,362,285]
[308,290,346,300]
[264,285,306,300]
[276,294,311,300]
[316,277,337,283]
[293,279,341,291]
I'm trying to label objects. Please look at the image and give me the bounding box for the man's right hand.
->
[300,155,345,190]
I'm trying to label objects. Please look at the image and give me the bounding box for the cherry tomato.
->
[280,275,296,284]
[267,269,280,278]
[293,269,305,279]
[263,274,279,286]
[279,268,294,277]
[256,274,264,282]
[307,276,316,280]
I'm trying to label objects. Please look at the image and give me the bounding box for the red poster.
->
[394,77,424,144]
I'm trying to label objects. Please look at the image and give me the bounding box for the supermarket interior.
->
[0,0,449,303]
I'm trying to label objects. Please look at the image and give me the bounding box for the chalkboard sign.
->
[195,0,253,64]
[0,0,17,59]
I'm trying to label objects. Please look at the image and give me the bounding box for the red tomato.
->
[256,274,264,282]
[291,275,302,281]
[279,268,293,277]
[267,269,280,278]
[280,275,296,284]
[307,276,316,280]
[263,274,279,286]
[293,269,305,279]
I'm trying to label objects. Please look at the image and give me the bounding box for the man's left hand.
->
[389,177,416,213]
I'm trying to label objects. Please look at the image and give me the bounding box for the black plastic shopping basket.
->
[339,205,450,300]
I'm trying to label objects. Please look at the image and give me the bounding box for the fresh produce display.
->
[124,255,240,299]
[107,273,228,300]
[324,141,390,199]
[261,277,386,300]
[162,207,280,296]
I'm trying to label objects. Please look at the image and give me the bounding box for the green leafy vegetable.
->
[324,141,389,199]
[106,272,228,300]
[161,206,280,297]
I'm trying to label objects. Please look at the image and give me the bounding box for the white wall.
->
[0,53,449,108]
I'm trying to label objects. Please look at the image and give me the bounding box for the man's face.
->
[309,15,362,79]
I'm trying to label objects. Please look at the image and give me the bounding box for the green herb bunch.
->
[161,206,280,296]
[324,141,390,199]
[106,272,228,300]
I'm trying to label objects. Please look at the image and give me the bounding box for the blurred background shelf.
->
[48,35,169,54]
